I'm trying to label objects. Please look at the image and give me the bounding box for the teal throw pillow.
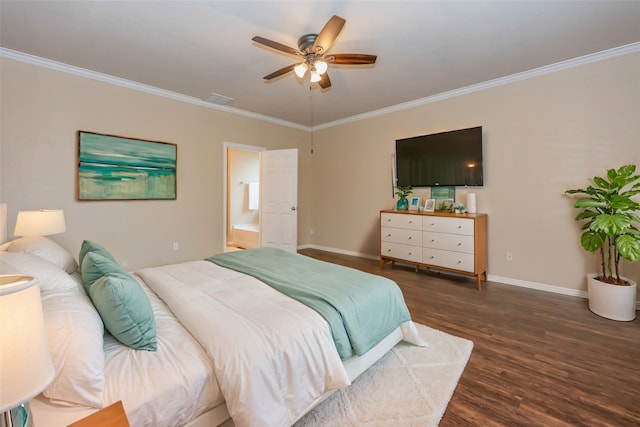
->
[88,272,157,351]
[79,240,117,269]
[81,251,126,289]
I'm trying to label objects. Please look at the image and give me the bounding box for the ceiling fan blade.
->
[329,54,377,65]
[318,72,331,89]
[312,15,346,54]
[252,36,300,56]
[263,64,297,80]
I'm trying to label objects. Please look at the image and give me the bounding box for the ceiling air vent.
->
[204,92,233,105]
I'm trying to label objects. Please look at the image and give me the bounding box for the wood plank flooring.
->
[299,248,640,427]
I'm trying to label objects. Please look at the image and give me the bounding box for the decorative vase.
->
[587,273,637,321]
[396,197,409,210]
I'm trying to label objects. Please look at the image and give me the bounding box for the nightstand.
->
[67,401,130,427]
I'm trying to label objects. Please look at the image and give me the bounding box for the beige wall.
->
[309,52,640,293]
[2,52,639,294]
[0,58,310,270]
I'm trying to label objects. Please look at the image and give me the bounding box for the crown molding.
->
[3,42,639,132]
[0,47,310,132]
[315,41,640,130]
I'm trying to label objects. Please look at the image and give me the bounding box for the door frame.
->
[222,141,266,252]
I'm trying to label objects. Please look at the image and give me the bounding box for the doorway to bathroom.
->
[225,144,263,251]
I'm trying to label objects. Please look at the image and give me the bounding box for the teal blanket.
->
[207,248,410,359]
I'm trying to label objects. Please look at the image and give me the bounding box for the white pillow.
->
[41,277,106,408]
[7,236,78,273]
[0,252,77,292]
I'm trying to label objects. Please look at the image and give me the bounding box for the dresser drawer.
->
[423,248,475,273]
[423,231,474,254]
[381,227,422,246]
[381,242,423,263]
[422,216,474,236]
[381,213,422,230]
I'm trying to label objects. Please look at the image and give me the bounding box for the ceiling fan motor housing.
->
[298,34,319,54]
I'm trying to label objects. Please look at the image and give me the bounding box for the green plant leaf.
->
[575,211,598,221]
[591,214,631,236]
[616,234,640,262]
[609,195,640,211]
[581,230,604,252]
[574,198,606,209]
[593,176,610,189]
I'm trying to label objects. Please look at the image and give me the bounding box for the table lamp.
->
[0,275,55,427]
[14,209,66,237]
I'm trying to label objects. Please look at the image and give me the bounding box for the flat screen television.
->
[395,126,483,187]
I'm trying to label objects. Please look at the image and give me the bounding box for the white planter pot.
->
[587,273,637,321]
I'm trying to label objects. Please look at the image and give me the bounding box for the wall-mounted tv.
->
[395,126,483,187]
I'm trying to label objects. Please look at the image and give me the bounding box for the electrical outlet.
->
[172,242,179,251]
[506,252,513,261]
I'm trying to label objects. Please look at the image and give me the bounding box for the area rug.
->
[295,324,473,427]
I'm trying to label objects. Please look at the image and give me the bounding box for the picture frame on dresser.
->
[424,198,435,212]
[438,199,454,212]
[409,196,421,211]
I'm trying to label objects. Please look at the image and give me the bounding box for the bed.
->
[0,235,425,427]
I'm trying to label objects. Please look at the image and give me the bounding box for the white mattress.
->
[31,277,223,427]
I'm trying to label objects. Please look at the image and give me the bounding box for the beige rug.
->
[295,324,473,427]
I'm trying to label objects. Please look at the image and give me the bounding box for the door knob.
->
[291,207,296,211]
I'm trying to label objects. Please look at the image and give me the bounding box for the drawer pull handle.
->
[457,225,462,229]
[429,256,435,259]
[408,237,412,240]
[387,219,391,222]
[457,243,462,246]
[387,234,391,237]
[456,260,462,264]
[408,221,413,224]
[430,239,435,243]
[387,249,392,252]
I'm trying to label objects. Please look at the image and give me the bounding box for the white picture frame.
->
[409,196,421,211]
[439,198,454,212]
[424,198,435,212]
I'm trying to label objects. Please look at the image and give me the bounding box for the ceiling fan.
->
[252,15,377,89]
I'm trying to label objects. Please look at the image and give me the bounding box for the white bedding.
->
[136,260,351,427]
[31,276,222,427]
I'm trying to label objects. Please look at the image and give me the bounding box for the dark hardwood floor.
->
[299,248,640,427]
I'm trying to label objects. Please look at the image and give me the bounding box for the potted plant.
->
[394,186,413,210]
[565,164,640,321]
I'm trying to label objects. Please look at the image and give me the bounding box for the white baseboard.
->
[299,244,591,300]
[487,274,588,299]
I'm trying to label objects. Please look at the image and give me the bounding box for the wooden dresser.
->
[380,210,488,289]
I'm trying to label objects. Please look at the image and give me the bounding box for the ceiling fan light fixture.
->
[314,59,328,75]
[294,62,308,78]
[310,70,321,83]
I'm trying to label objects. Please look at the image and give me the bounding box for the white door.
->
[260,149,298,251]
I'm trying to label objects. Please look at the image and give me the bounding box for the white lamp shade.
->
[0,275,55,412]
[294,62,308,78]
[310,70,321,83]
[314,59,328,74]
[14,209,66,237]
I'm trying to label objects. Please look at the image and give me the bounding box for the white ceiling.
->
[2,1,640,128]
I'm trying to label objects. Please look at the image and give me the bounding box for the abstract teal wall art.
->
[78,131,177,200]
